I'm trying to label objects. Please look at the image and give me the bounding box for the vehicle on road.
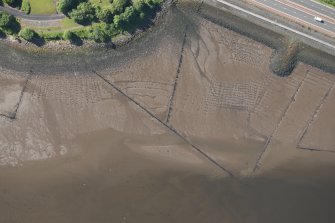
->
[314,16,324,23]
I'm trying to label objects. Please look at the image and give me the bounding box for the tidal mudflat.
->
[1,1,335,222]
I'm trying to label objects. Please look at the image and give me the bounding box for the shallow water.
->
[1,3,335,223]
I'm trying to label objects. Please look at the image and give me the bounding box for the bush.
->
[0,11,20,34]
[96,6,113,23]
[0,28,5,38]
[57,0,86,14]
[133,0,145,11]
[69,2,96,24]
[4,0,19,7]
[320,0,335,7]
[114,6,137,29]
[21,1,31,14]
[110,0,129,14]
[72,27,90,38]
[90,25,109,42]
[19,28,36,41]
[63,30,75,41]
[0,0,3,6]
[39,31,62,40]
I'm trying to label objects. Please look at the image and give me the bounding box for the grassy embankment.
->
[2,0,164,43]
[28,0,57,15]
[318,0,335,7]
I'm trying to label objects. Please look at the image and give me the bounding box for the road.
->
[0,5,64,21]
[215,0,335,51]
[290,0,335,18]
[253,0,335,37]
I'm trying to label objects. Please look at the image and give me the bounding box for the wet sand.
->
[1,1,335,222]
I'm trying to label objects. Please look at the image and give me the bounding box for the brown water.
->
[1,2,335,223]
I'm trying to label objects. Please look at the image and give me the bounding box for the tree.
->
[144,0,163,8]
[96,6,113,23]
[114,6,136,28]
[0,11,20,34]
[90,24,109,42]
[0,28,5,38]
[57,0,86,14]
[133,0,145,11]
[4,0,19,7]
[21,1,31,14]
[19,28,36,41]
[69,2,96,24]
[0,0,3,6]
[110,0,129,14]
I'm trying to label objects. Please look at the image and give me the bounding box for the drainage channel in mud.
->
[1,1,335,222]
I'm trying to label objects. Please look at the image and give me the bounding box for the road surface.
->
[215,0,335,51]
[0,5,64,21]
[254,0,335,37]
[290,0,335,18]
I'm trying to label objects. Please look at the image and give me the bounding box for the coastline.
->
[0,0,173,53]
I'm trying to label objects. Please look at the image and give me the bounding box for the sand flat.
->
[0,1,335,222]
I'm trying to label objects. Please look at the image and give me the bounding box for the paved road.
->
[254,0,335,36]
[215,0,335,51]
[0,5,64,21]
[290,0,335,18]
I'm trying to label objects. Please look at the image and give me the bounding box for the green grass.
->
[61,18,81,29]
[20,18,81,35]
[29,0,57,15]
[317,0,335,7]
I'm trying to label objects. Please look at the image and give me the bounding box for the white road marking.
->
[217,0,335,50]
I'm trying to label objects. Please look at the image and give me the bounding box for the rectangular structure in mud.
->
[0,1,335,223]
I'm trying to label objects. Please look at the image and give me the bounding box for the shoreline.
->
[0,0,173,53]
[1,0,335,75]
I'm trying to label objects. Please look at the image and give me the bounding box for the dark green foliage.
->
[0,11,20,34]
[21,1,31,14]
[110,0,129,14]
[40,31,62,40]
[96,6,114,23]
[0,0,164,43]
[4,0,20,7]
[19,28,36,41]
[113,6,137,29]
[63,30,75,40]
[89,23,109,42]
[0,28,5,38]
[69,2,96,24]
[0,0,3,6]
[319,0,335,7]
[57,0,87,14]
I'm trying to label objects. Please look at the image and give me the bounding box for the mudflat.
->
[1,1,335,223]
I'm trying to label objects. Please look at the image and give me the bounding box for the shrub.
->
[114,6,137,29]
[90,25,109,42]
[133,0,145,11]
[40,31,62,40]
[63,30,75,41]
[0,28,5,38]
[110,0,129,14]
[19,28,36,41]
[144,0,163,8]
[4,0,19,7]
[57,0,87,14]
[69,2,96,24]
[0,11,20,34]
[96,6,113,23]
[320,0,335,7]
[21,1,31,14]
[72,27,90,39]
[0,0,3,6]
